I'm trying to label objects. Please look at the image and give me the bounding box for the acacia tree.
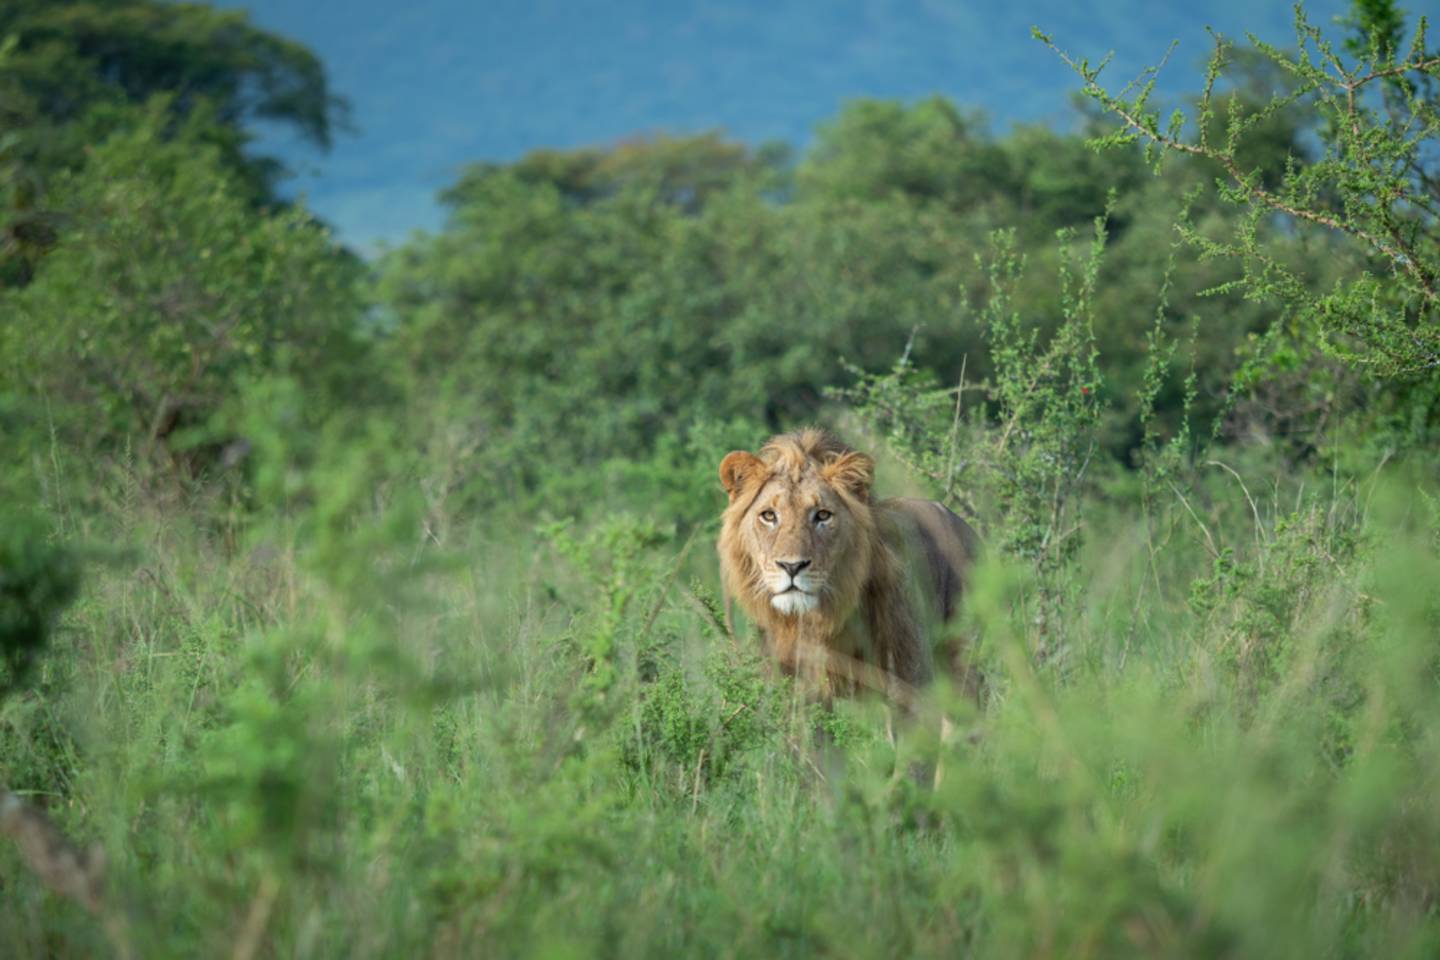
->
[0,0,346,187]
[1039,2,1440,378]
[0,0,349,284]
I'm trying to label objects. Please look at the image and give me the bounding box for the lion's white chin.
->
[770,591,819,616]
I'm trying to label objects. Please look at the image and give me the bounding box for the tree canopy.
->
[0,0,348,283]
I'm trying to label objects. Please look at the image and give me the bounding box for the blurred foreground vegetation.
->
[2,1,1439,956]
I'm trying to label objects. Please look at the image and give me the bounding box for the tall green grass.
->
[3,431,1437,958]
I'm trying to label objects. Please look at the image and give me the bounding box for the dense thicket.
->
[377,76,1435,508]
[2,2,1439,957]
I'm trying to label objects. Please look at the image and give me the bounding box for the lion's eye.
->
[759,509,778,524]
[814,510,832,523]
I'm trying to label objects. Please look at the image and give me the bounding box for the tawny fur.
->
[717,429,978,699]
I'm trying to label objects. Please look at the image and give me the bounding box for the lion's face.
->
[718,431,877,623]
[735,472,858,615]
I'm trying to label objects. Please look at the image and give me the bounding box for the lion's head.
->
[717,429,879,631]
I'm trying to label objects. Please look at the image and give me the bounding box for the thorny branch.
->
[1042,35,1440,305]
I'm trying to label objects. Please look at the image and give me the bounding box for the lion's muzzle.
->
[768,559,822,615]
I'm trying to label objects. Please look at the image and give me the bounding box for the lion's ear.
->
[719,451,765,500]
[822,451,875,499]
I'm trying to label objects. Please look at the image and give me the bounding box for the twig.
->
[1047,42,1440,301]
[690,749,706,814]
[943,354,968,500]
[1168,481,1220,560]
[1206,459,1267,569]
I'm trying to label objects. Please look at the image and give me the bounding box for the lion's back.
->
[880,497,979,623]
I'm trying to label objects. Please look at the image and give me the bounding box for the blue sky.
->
[221,0,1352,251]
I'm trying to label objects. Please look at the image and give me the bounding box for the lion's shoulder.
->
[877,498,979,623]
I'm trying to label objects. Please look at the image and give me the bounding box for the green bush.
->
[0,101,366,484]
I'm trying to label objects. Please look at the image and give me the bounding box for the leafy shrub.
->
[839,221,1107,661]
[1041,5,1440,455]
[0,102,366,480]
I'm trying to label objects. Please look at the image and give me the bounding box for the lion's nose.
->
[776,559,811,578]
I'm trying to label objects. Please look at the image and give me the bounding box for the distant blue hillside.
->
[220,0,1350,252]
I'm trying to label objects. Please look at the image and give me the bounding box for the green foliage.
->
[378,75,1358,498]
[621,641,799,795]
[541,516,673,707]
[977,222,1106,569]
[196,661,339,870]
[798,96,1012,210]
[0,102,365,480]
[0,0,347,204]
[449,131,788,212]
[376,133,994,516]
[0,511,78,697]
[0,34,56,287]
[838,221,1106,660]
[4,424,1438,956]
[0,0,347,294]
[1342,0,1410,64]
[1043,3,1440,378]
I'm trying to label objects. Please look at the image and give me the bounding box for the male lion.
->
[718,428,978,701]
